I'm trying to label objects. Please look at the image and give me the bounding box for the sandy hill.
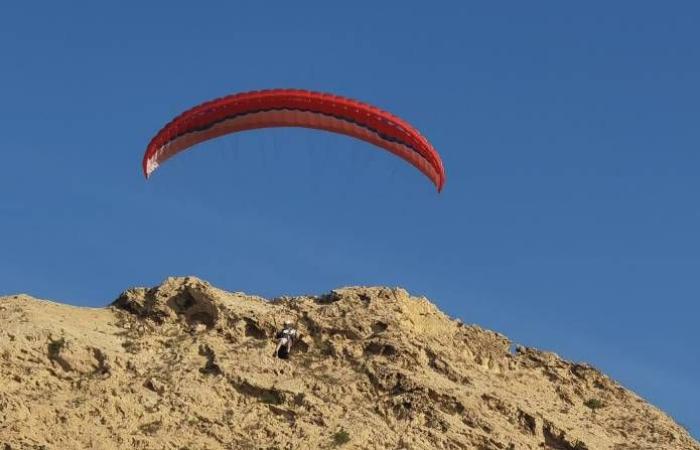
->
[0,277,696,450]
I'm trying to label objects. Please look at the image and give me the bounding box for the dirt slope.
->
[0,277,696,450]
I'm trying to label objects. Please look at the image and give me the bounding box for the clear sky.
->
[1,1,698,436]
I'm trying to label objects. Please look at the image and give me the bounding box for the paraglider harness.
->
[274,320,299,359]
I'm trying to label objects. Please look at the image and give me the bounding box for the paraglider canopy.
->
[142,89,445,191]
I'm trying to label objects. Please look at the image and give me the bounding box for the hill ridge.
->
[1,276,696,449]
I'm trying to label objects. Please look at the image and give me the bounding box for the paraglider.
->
[274,319,300,359]
[142,89,445,191]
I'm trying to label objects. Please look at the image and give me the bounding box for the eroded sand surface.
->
[1,277,697,449]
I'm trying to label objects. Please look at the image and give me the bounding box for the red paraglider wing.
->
[142,89,445,191]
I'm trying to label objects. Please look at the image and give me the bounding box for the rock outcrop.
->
[0,277,696,449]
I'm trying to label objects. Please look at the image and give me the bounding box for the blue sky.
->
[1,1,698,436]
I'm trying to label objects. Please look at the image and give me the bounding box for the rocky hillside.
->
[0,277,696,450]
